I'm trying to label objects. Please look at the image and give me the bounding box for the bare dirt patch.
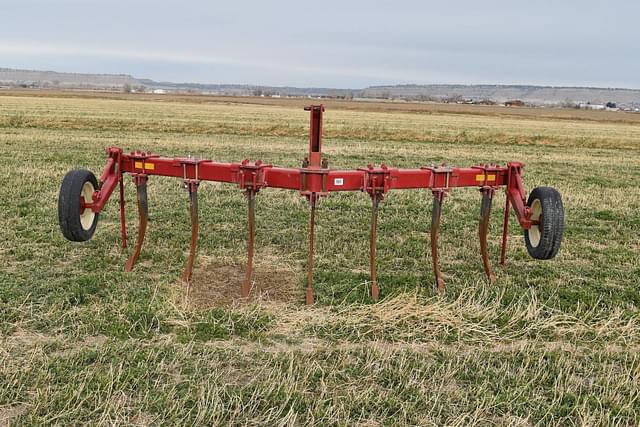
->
[0,404,30,425]
[131,413,156,426]
[184,261,302,308]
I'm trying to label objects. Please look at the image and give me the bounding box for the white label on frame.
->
[334,178,344,186]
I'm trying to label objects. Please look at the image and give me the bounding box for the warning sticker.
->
[334,178,344,186]
[134,161,155,171]
[475,174,496,182]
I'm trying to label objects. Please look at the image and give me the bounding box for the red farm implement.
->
[58,105,564,304]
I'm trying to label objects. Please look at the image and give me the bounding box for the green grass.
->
[1,93,639,425]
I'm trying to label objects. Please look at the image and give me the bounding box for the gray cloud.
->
[1,0,638,88]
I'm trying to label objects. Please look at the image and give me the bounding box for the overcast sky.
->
[1,0,638,88]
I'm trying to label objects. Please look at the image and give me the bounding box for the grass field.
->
[1,92,639,425]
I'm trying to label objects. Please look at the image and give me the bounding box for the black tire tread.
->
[524,186,564,260]
[58,169,99,242]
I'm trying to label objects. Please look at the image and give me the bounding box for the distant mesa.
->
[1,67,639,109]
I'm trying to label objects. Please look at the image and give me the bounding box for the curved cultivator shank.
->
[430,190,446,292]
[479,187,497,284]
[124,175,148,272]
[183,181,199,284]
[242,189,256,298]
[58,105,564,305]
[369,192,382,300]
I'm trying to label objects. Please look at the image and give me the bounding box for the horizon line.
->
[2,66,640,92]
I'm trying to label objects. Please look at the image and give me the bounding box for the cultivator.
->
[58,105,564,304]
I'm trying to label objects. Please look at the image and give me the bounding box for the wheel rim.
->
[80,181,96,230]
[529,199,542,247]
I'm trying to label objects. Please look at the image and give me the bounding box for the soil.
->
[185,261,301,308]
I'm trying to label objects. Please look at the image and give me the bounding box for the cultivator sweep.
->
[58,105,564,304]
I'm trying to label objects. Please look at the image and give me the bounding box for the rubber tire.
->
[524,186,563,260]
[58,169,99,242]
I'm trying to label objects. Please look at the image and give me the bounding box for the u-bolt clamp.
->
[299,158,330,204]
[237,159,271,192]
[360,163,393,200]
[422,164,454,191]
[179,157,208,191]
